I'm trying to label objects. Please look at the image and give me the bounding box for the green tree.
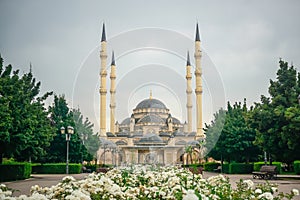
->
[249,60,300,163]
[0,55,54,163]
[73,108,100,162]
[205,100,259,163]
[45,95,95,163]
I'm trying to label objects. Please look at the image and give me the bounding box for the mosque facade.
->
[97,24,205,165]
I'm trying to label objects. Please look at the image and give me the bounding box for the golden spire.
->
[150,90,153,100]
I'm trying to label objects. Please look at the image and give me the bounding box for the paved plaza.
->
[2,172,300,199]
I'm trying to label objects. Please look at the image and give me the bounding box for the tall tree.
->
[249,60,300,163]
[45,95,96,163]
[205,100,259,163]
[73,108,100,162]
[0,55,54,163]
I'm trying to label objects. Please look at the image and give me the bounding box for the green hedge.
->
[222,164,230,174]
[0,163,32,182]
[204,162,220,172]
[32,163,82,174]
[229,163,253,174]
[254,161,282,174]
[294,161,300,175]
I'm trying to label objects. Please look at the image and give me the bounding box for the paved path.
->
[1,172,300,199]
[203,172,300,200]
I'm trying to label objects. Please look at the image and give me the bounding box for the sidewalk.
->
[203,172,300,200]
[2,174,87,196]
[2,172,300,199]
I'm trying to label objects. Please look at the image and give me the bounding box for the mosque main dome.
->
[117,95,183,134]
[135,98,167,109]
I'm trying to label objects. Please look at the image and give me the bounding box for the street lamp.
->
[298,94,300,105]
[61,126,74,174]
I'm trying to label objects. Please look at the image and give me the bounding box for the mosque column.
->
[194,23,205,139]
[186,51,193,133]
[110,51,116,134]
[100,23,107,137]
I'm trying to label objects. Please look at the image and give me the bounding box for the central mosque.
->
[97,24,205,165]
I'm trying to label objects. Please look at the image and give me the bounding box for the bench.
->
[188,167,203,175]
[252,165,277,180]
[214,166,222,173]
[96,168,111,173]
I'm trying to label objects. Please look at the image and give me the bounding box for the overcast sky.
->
[1,1,300,132]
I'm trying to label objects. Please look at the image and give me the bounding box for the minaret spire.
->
[101,23,106,42]
[100,23,108,137]
[195,23,200,41]
[194,23,204,139]
[110,51,116,134]
[186,51,191,66]
[186,51,193,133]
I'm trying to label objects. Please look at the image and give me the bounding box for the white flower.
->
[258,192,273,200]
[183,189,198,200]
[255,188,262,194]
[271,187,277,193]
[292,189,299,196]
[243,179,254,189]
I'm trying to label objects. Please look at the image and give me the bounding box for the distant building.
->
[97,24,205,165]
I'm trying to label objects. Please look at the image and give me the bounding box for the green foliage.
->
[294,160,300,174]
[249,60,300,163]
[205,100,260,163]
[222,164,230,174]
[31,163,82,174]
[0,162,32,181]
[0,55,54,163]
[229,163,253,174]
[203,162,220,171]
[43,95,97,163]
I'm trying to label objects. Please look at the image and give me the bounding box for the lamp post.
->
[61,126,74,174]
[298,94,300,105]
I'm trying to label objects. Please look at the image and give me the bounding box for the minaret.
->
[100,23,107,137]
[194,23,205,138]
[110,51,116,134]
[186,51,193,133]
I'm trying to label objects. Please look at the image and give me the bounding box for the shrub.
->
[84,164,97,172]
[32,163,82,174]
[294,160,300,175]
[229,163,253,174]
[254,161,282,174]
[203,162,220,172]
[222,163,230,174]
[0,163,32,181]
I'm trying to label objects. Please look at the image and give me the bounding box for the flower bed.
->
[0,165,299,199]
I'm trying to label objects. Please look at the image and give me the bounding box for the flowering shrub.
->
[0,165,299,199]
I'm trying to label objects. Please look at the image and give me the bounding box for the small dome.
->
[137,114,164,124]
[135,98,167,109]
[121,117,131,125]
[116,140,128,145]
[174,130,185,137]
[106,132,115,137]
[172,117,181,124]
[139,133,163,143]
[116,132,129,137]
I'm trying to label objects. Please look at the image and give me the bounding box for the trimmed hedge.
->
[32,163,82,174]
[0,163,32,182]
[294,160,300,175]
[222,164,230,174]
[229,163,253,174]
[254,161,282,174]
[204,162,220,172]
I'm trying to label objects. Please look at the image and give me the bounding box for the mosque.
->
[97,24,205,165]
